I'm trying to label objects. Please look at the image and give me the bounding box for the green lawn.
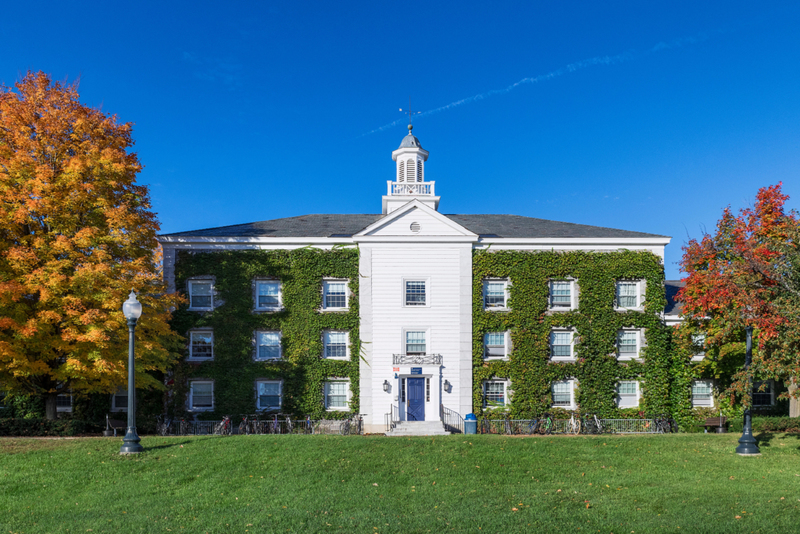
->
[1,432,799,533]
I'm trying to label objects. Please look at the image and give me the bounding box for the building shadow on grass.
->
[754,432,800,449]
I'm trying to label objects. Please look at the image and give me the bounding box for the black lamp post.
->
[120,291,144,455]
[735,325,760,456]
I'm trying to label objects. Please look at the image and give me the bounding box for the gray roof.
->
[160,213,669,239]
[399,133,422,149]
[664,280,685,316]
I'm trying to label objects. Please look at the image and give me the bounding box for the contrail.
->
[359,32,716,138]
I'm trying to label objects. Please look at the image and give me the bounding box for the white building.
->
[159,126,672,434]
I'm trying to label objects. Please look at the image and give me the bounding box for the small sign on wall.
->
[411,367,422,375]
[393,367,399,372]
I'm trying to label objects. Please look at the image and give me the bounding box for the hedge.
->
[0,418,104,437]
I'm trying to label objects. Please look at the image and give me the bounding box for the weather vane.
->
[399,97,420,128]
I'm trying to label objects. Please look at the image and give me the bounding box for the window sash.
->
[257,382,281,410]
[324,282,347,308]
[113,393,128,409]
[326,382,348,408]
[752,381,772,406]
[552,381,572,406]
[56,394,73,408]
[405,281,426,306]
[618,332,638,354]
[550,281,571,307]
[190,332,213,359]
[324,331,348,358]
[190,282,212,308]
[257,281,281,308]
[191,382,213,408]
[617,282,638,308]
[617,381,638,395]
[484,332,506,358]
[405,331,426,355]
[550,331,572,358]
[484,282,506,308]
[484,382,506,406]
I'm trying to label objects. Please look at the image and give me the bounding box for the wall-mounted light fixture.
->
[444,379,451,393]
[383,380,390,392]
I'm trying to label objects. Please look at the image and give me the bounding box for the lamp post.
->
[735,325,760,456]
[120,291,144,455]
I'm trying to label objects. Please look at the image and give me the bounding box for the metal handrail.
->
[440,405,464,434]
[392,354,443,365]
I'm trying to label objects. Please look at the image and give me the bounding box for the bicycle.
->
[156,415,172,436]
[568,413,581,435]
[214,415,232,436]
[538,413,553,435]
[179,418,191,436]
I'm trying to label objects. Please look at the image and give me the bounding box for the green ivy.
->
[169,248,360,420]
[472,249,671,418]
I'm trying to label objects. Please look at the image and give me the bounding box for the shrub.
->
[0,418,103,437]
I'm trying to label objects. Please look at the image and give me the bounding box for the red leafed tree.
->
[678,183,800,410]
[0,71,183,419]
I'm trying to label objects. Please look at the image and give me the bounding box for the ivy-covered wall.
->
[472,249,671,418]
[169,248,360,419]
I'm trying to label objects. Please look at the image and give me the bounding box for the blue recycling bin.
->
[464,413,477,435]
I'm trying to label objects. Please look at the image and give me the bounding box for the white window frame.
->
[483,331,510,360]
[616,329,643,361]
[323,330,350,360]
[615,380,641,408]
[483,379,510,409]
[187,279,214,311]
[549,279,577,311]
[255,380,283,412]
[403,278,429,307]
[691,334,706,362]
[56,392,73,413]
[691,379,715,408]
[551,379,577,409]
[403,328,428,356]
[254,330,282,362]
[324,379,351,411]
[254,279,283,312]
[615,280,645,311]
[483,279,510,311]
[110,386,128,412]
[322,279,349,311]
[753,380,776,407]
[188,380,214,412]
[188,330,214,361]
[549,328,576,361]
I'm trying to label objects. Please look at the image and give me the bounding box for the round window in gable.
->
[410,222,421,233]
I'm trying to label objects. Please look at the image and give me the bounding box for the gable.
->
[356,202,476,238]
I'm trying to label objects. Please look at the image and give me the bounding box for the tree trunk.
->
[45,393,58,420]
[790,378,799,418]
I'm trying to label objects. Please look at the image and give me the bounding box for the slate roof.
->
[664,280,685,316]
[159,213,669,239]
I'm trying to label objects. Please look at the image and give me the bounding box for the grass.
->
[2,432,799,533]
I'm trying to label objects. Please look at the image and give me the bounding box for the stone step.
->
[385,420,451,437]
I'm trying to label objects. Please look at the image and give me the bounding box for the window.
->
[111,386,128,412]
[324,380,350,411]
[483,380,508,408]
[616,381,640,408]
[617,330,642,360]
[189,330,214,360]
[753,380,775,407]
[550,330,575,361]
[483,280,508,310]
[691,334,706,362]
[552,380,576,409]
[56,393,73,412]
[549,280,576,310]
[255,280,282,311]
[616,280,644,309]
[256,381,282,411]
[188,280,213,310]
[322,280,348,310]
[323,331,349,359]
[405,331,426,355]
[691,380,714,408]
[405,280,427,306]
[484,332,509,359]
[255,331,282,361]
[189,381,214,411]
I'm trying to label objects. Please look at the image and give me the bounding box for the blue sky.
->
[4,1,800,279]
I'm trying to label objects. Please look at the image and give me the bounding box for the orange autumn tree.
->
[0,71,183,419]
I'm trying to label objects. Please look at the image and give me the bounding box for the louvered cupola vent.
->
[397,160,405,182]
[405,159,416,183]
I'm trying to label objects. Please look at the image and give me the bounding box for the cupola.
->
[382,125,440,214]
